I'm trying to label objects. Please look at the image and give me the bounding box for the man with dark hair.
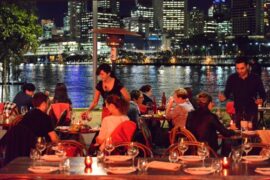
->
[187,92,235,151]
[219,57,266,129]
[13,83,36,113]
[139,85,153,105]
[128,90,143,126]
[19,92,58,142]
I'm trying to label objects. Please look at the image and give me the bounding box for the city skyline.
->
[37,0,214,27]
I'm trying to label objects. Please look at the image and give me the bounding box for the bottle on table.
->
[161,92,166,107]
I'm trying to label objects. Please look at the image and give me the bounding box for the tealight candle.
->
[222,157,229,168]
[85,156,92,168]
[84,167,92,174]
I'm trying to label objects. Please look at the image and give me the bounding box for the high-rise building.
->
[213,0,230,23]
[264,0,270,35]
[98,0,120,14]
[153,0,163,30]
[231,0,264,36]
[131,2,154,29]
[66,0,87,40]
[163,0,187,39]
[123,17,150,36]
[41,19,55,40]
[188,7,205,37]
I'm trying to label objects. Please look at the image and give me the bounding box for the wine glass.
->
[197,143,209,167]
[127,142,139,167]
[242,138,252,156]
[104,137,114,156]
[178,138,188,156]
[168,150,178,163]
[20,106,28,115]
[137,158,148,173]
[231,148,242,163]
[35,137,46,159]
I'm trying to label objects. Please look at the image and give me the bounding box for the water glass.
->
[211,159,222,172]
[168,151,178,163]
[30,148,40,161]
[137,158,148,173]
[127,142,139,167]
[35,137,46,158]
[242,138,252,156]
[59,158,70,172]
[104,137,114,156]
[96,150,104,162]
[231,148,242,163]
[178,138,188,156]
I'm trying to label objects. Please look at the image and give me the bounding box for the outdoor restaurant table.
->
[55,127,99,146]
[1,157,270,179]
[257,106,270,128]
[141,114,168,128]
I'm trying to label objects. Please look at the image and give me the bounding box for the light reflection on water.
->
[2,64,270,108]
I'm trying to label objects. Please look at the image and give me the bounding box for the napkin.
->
[147,161,180,171]
[104,155,132,163]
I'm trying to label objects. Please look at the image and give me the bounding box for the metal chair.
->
[169,126,197,144]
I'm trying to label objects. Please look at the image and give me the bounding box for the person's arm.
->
[212,114,235,137]
[88,90,101,111]
[165,97,174,119]
[48,131,59,143]
[95,118,108,146]
[120,87,131,102]
[219,75,233,102]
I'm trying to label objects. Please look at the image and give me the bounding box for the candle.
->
[222,157,229,168]
[85,156,92,168]
[84,167,92,174]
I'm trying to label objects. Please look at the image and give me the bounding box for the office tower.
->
[213,0,230,23]
[231,0,264,36]
[153,0,163,30]
[131,2,154,29]
[66,0,87,40]
[188,7,205,37]
[98,0,120,14]
[163,0,187,39]
[41,19,55,40]
[264,0,270,35]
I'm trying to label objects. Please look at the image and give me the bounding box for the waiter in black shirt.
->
[219,57,266,129]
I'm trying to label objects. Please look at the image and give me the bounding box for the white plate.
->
[105,167,136,174]
[41,155,66,162]
[242,155,268,162]
[184,167,215,175]
[104,155,132,162]
[255,168,270,175]
[28,166,58,174]
[179,155,202,162]
[56,126,69,130]
[242,131,257,136]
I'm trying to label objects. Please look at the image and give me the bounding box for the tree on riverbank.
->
[0,2,42,101]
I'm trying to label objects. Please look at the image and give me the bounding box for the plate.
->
[147,161,180,171]
[28,166,58,174]
[56,126,69,131]
[242,131,257,136]
[141,114,152,118]
[179,155,202,162]
[242,155,268,162]
[184,167,215,175]
[105,167,136,174]
[255,168,270,175]
[41,155,66,162]
[104,155,132,162]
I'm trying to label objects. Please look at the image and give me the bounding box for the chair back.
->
[163,141,218,158]
[111,120,136,144]
[46,140,87,157]
[50,103,71,126]
[169,126,197,144]
[139,118,153,148]
[113,142,153,158]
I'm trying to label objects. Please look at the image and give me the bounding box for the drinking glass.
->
[127,142,139,167]
[231,148,242,163]
[242,138,252,156]
[197,143,209,167]
[137,158,148,172]
[30,148,40,161]
[168,151,178,163]
[211,159,222,173]
[35,137,46,158]
[97,150,104,162]
[104,137,114,156]
[178,138,188,156]
[21,106,28,115]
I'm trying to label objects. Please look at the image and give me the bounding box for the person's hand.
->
[168,96,174,105]
[255,98,263,106]
[218,92,226,102]
[81,110,91,121]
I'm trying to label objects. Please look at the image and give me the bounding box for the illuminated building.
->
[41,19,55,40]
[98,0,120,14]
[188,7,205,37]
[264,0,270,35]
[163,0,187,39]
[231,0,264,36]
[131,1,154,29]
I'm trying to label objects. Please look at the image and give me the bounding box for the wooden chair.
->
[163,141,218,158]
[112,142,153,158]
[46,140,87,157]
[169,126,197,144]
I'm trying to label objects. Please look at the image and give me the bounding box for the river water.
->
[4,64,270,108]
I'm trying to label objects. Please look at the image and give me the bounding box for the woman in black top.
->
[53,83,72,104]
[82,63,130,120]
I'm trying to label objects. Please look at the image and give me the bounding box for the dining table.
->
[0,156,270,179]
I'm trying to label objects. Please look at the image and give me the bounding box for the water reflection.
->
[1,64,270,108]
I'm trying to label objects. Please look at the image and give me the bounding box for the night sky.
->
[37,0,214,27]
